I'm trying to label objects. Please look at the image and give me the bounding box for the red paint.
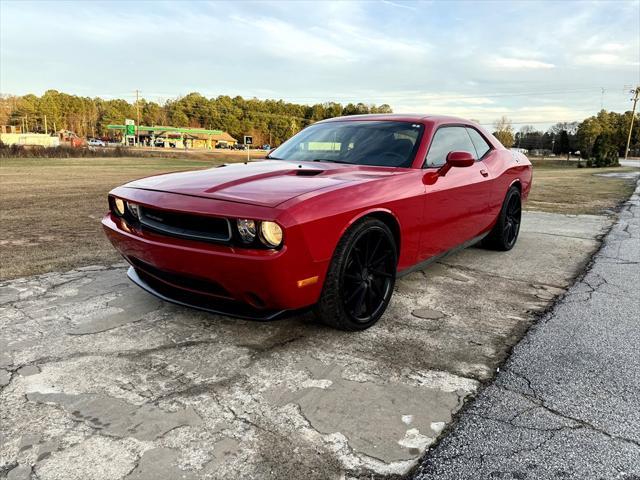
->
[103,114,532,313]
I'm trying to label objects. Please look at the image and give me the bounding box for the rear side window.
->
[424,126,477,167]
[466,127,492,158]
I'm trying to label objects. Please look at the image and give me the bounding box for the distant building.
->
[530,149,552,157]
[0,125,60,147]
[106,124,238,149]
[189,131,238,149]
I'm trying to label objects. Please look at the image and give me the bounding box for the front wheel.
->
[314,218,397,331]
[483,185,522,251]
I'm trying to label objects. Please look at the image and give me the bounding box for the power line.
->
[428,107,602,115]
[479,120,583,126]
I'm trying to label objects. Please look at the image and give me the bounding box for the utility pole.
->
[624,86,640,161]
[44,115,47,134]
[135,89,141,146]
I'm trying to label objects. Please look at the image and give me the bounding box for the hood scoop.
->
[294,168,323,176]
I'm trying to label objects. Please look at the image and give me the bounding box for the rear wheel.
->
[484,185,522,251]
[315,218,397,331]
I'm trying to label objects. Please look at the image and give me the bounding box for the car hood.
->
[125,160,401,207]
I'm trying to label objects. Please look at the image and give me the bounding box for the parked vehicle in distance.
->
[262,144,271,150]
[103,114,532,330]
[87,138,106,147]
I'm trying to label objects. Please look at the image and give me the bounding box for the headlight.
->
[237,219,256,243]
[260,221,283,247]
[127,202,141,219]
[113,197,125,216]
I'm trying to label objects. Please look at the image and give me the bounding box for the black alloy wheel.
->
[503,192,522,248]
[484,185,522,251]
[342,227,396,323]
[315,218,397,330]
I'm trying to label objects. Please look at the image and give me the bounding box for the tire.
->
[314,218,397,331]
[483,185,522,251]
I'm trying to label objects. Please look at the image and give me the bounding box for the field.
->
[527,159,638,214]
[0,156,637,280]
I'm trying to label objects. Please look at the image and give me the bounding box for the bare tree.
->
[493,116,515,148]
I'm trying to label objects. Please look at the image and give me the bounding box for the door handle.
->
[480,169,489,177]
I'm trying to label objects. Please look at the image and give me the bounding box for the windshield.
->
[269,120,424,168]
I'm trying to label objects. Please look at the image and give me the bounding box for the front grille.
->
[129,257,231,298]
[138,206,231,243]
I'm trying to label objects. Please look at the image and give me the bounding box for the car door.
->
[466,126,502,222]
[418,125,494,261]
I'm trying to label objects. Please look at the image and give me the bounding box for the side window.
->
[424,126,476,167]
[466,127,492,159]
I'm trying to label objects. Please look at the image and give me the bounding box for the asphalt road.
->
[413,182,640,480]
[0,209,617,479]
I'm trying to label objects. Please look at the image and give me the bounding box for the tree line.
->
[2,91,637,165]
[0,90,392,146]
[493,110,639,166]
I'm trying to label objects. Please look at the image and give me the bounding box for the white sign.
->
[244,135,253,145]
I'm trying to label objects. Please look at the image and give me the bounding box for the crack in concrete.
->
[1,337,223,373]
[524,230,605,241]
[0,264,127,306]
[26,390,202,442]
[127,333,307,405]
[435,262,567,290]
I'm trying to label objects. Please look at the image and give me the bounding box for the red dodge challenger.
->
[103,114,532,330]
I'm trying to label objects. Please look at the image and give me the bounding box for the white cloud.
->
[600,42,626,52]
[574,53,638,67]
[412,93,495,106]
[324,20,431,59]
[490,57,555,70]
[573,41,639,67]
[381,0,419,11]
[228,16,355,63]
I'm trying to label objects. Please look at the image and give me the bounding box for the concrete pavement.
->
[413,182,640,480]
[0,210,615,479]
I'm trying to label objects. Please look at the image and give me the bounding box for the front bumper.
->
[127,266,287,320]
[102,212,328,316]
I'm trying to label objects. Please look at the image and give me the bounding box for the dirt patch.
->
[0,157,231,279]
[526,163,638,215]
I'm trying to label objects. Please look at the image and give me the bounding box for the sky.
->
[1,0,639,128]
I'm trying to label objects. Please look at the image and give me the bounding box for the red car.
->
[103,114,532,330]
